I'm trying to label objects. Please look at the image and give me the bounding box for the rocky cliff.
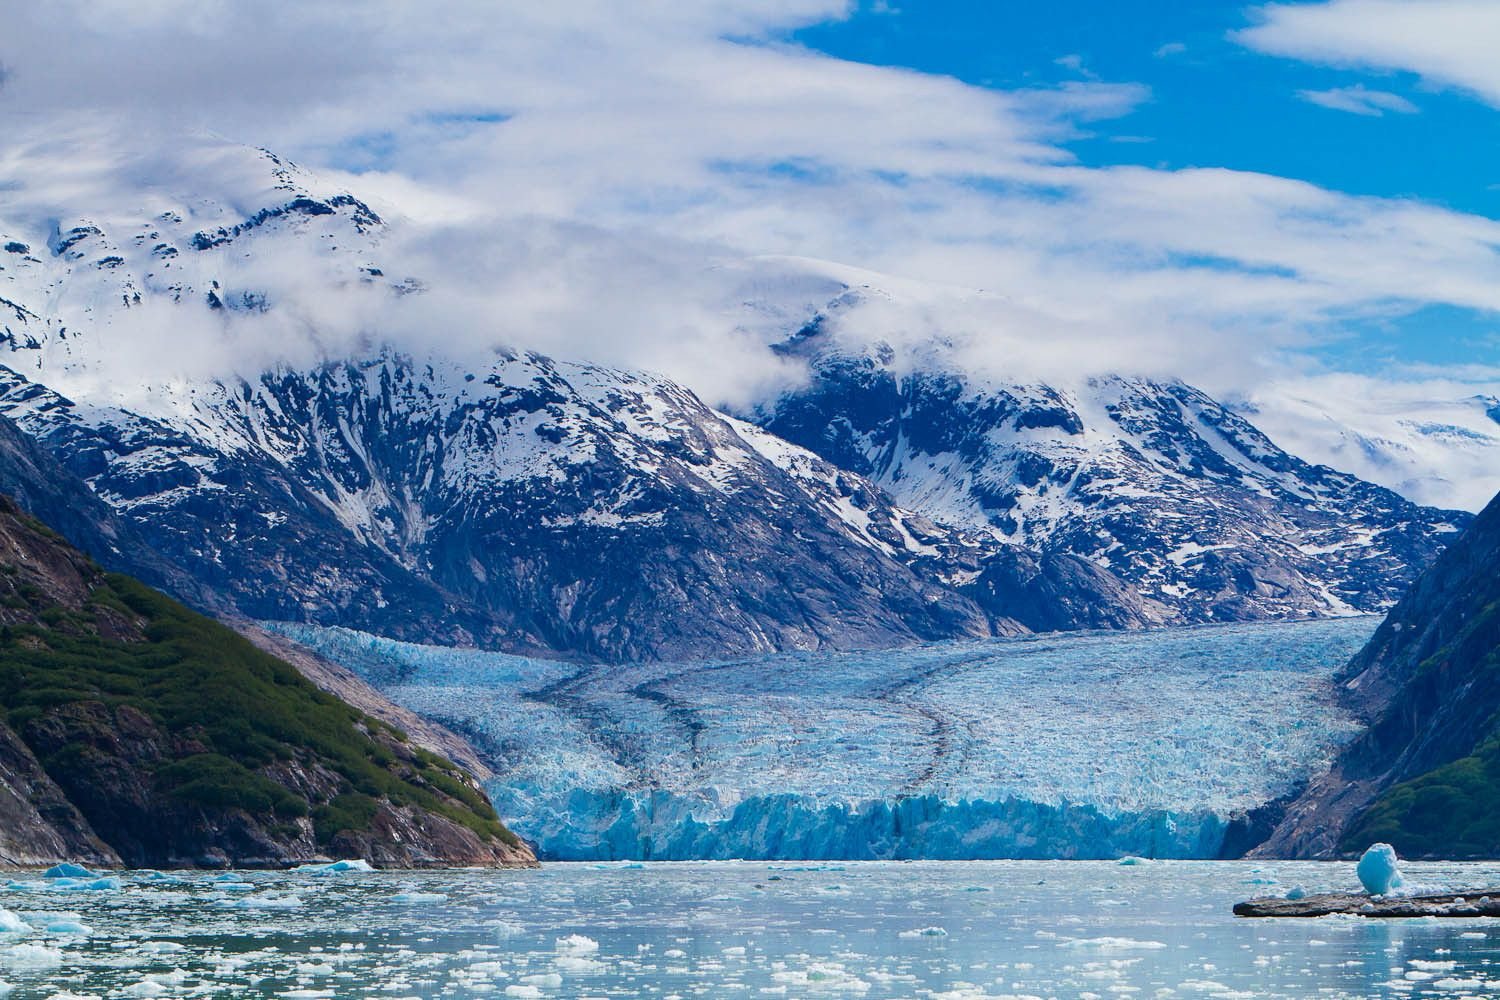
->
[1256,489,1500,858]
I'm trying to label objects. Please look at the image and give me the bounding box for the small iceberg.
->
[0,911,27,937]
[1357,843,1403,895]
[13,875,122,892]
[43,919,90,936]
[898,926,948,939]
[1117,856,1151,866]
[41,863,96,880]
[294,859,375,876]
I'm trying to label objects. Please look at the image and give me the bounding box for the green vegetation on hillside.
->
[0,570,517,848]
[1344,732,1500,858]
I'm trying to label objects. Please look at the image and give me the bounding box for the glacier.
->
[270,617,1377,861]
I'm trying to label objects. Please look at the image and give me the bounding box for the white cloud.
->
[1297,84,1418,116]
[1153,42,1187,58]
[1238,0,1500,108]
[0,0,1496,503]
[1240,372,1500,512]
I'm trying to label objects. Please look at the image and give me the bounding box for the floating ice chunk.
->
[296,859,375,875]
[0,942,63,968]
[0,912,26,937]
[1357,844,1403,895]
[135,872,182,885]
[898,927,948,939]
[503,987,542,998]
[392,892,447,904]
[41,863,95,879]
[136,942,186,954]
[119,982,170,997]
[1117,856,1150,866]
[219,893,304,909]
[43,919,89,935]
[521,973,563,987]
[22,875,121,892]
[1284,885,1307,901]
[556,935,600,955]
[1059,937,1168,951]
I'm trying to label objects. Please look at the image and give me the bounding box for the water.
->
[273,618,1377,860]
[5,861,1500,997]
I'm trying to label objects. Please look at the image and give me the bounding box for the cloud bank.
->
[0,1,1497,505]
[1239,1,1500,108]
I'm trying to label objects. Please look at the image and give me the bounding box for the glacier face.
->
[272,617,1377,860]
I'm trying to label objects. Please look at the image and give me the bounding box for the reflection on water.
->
[2,860,1499,997]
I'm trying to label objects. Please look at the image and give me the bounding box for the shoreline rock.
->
[1235,890,1500,918]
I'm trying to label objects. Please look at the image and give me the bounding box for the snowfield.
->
[273,617,1376,860]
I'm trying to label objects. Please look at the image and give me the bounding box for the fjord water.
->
[277,617,1377,861]
[5,861,1500,997]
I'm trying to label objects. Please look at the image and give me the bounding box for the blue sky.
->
[792,1,1500,374]
[797,2,1496,213]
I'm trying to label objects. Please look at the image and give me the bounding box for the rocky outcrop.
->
[0,492,535,868]
[1255,490,1500,858]
[0,718,118,868]
[1236,890,1500,918]
[0,407,224,615]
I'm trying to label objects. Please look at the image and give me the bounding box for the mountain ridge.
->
[0,136,1473,660]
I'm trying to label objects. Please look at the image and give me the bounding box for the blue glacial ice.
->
[271,618,1377,861]
[1358,842,1404,894]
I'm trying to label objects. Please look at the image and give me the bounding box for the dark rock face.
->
[0,719,119,868]
[0,491,535,868]
[1256,490,1500,858]
[752,333,1469,626]
[0,355,1121,662]
[0,409,223,614]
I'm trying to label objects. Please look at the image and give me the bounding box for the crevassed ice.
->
[271,618,1376,860]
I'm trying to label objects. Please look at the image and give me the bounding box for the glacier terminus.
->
[275,617,1376,861]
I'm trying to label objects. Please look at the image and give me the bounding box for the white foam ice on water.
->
[274,616,1375,860]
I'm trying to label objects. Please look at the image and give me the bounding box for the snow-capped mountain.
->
[751,309,1470,624]
[0,137,1474,659]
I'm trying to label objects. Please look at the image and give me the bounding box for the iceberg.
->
[43,919,90,935]
[273,617,1376,860]
[294,859,375,875]
[1357,843,1404,895]
[41,863,96,879]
